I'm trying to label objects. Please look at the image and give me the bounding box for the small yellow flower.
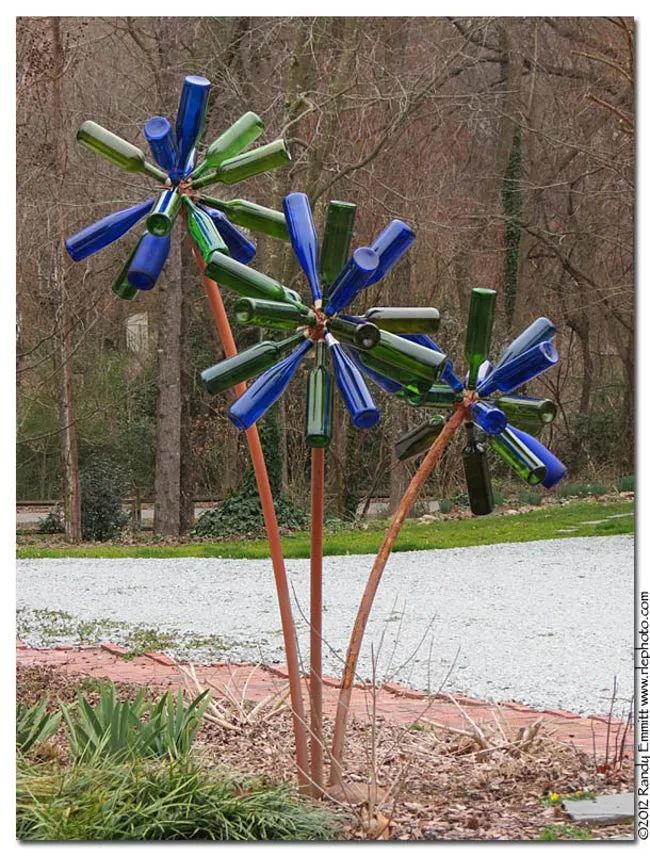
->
[549,792,562,804]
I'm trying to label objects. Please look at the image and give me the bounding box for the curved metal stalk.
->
[191,244,310,793]
[328,403,467,785]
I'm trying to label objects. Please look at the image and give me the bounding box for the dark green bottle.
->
[183,196,228,261]
[496,395,557,433]
[401,383,460,408]
[359,330,447,389]
[464,288,496,389]
[395,414,446,461]
[200,333,305,395]
[362,307,440,334]
[191,111,265,180]
[319,201,357,293]
[191,139,290,189]
[235,297,316,330]
[111,236,142,301]
[488,425,547,485]
[147,188,182,237]
[357,350,422,396]
[77,120,168,183]
[305,343,334,448]
[462,423,494,516]
[197,196,289,241]
[326,317,380,350]
[206,253,305,306]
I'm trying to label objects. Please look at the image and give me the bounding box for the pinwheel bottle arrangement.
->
[65,74,293,297]
[393,287,567,515]
[200,191,449,437]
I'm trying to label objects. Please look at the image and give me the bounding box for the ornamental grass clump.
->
[16,758,341,841]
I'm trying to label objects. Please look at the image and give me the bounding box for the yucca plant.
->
[61,683,210,762]
[16,697,62,755]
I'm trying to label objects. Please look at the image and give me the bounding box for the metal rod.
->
[191,244,310,792]
[309,446,325,795]
[328,403,467,785]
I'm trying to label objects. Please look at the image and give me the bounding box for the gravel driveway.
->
[16,534,633,715]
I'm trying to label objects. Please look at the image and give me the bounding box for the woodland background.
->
[16,16,634,539]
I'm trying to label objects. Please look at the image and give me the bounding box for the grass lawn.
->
[16,500,633,560]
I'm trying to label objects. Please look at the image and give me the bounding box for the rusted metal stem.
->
[328,403,467,785]
[192,245,310,792]
[309,446,325,795]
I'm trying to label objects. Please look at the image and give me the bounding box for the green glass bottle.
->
[488,425,547,485]
[147,188,182,237]
[359,330,447,389]
[235,297,316,331]
[201,333,305,395]
[464,288,496,389]
[361,307,440,334]
[319,201,357,293]
[77,120,167,183]
[402,383,459,408]
[197,196,289,241]
[111,236,142,301]
[206,253,304,306]
[326,317,380,350]
[495,395,557,432]
[462,423,494,516]
[183,196,228,261]
[305,343,334,448]
[191,139,290,189]
[191,112,265,180]
[357,350,421,396]
[395,414,446,461]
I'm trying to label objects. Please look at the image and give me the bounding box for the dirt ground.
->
[17,663,634,841]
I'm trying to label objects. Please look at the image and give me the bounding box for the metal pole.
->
[191,246,310,792]
[309,446,325,794]
[328,403,467,785]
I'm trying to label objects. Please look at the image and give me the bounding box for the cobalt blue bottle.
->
[65,198,154,262]
[127,232,171,290]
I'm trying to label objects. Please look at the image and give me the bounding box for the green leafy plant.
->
[61,683,210,762]
[80,455,130,541]
[518,489,542,506]
[438,498,453,514]
[191,416,307,538]
[537,824,592,841]
[37,509,65,534]
[617,474,634,492]
[17,758,341,841]
[16,697,62,755]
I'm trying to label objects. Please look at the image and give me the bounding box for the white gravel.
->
[16,534,633,715]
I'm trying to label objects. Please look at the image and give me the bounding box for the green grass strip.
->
[16,501,633,560]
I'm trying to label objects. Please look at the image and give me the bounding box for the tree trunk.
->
[50,17,81,543]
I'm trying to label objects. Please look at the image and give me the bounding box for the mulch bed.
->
[17,665,634,841]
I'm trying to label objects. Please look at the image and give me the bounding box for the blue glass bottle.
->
[508,426,567,488]
[65,197,154,262]
[494,317,556,370]
[346,345,403,394]
[401,334,464,392]
[325,333,380,429]
[471,400,507,435]
[324,247,379,315]
[126,232,171,290]
[174,75,211,180]
[144,116,178,173]
[228,338,313,431]
[283,192,321,302]
[477,341,559,397]
[488,425,547,485]
[199,206,256,264]
[364,220,415,287]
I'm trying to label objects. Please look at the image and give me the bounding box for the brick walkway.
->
[16,643,633,757]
